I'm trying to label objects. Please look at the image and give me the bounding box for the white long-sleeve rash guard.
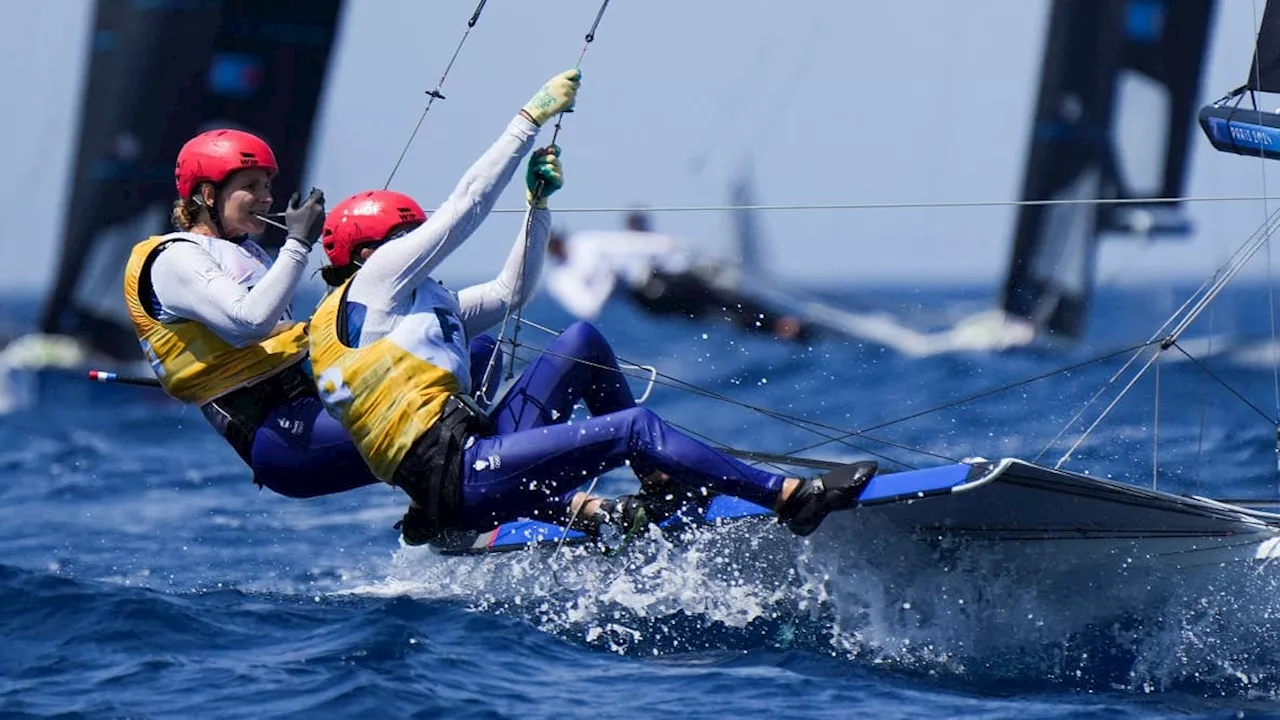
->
[456,207,549,336]
[346,114,550,346]
[149,236,311,348]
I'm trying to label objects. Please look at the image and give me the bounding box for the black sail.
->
[39,0,344,361]
[1003,0,1214,340]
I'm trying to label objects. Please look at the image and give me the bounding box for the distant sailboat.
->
[729,0,1218,356]
[720,165,956,354]
[954,0,1215,351]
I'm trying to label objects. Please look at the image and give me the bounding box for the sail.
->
[1199,0,1280,159]
[38,0,344,361]
[1003,0,1214,340]
[729,164,764,279]
[1248,0,1280,93]
[1105,0,1216,234]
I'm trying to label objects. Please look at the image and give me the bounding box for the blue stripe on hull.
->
[436,462,983,555]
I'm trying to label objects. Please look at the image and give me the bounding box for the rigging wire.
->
[496,330,938,467]
[1164,206,1280,342]
[1168,343,1280,429]
[384,0,490,190]
[1055,347,1163,469]
[774,339,1162,464]
[1050,203,1280,468]
[484,299,1279,481]
[485,329,886,474]
[1152,352,1161,490]
[1253,0,1280,488]
[504,0,612,381]
[1193,309,1214,490]
[512,321,1167,469]
[472,2,615,551]
[662,419,796,475]
[478,0,613,402]
[423,193,1280,217]
[1031,274,1217,464]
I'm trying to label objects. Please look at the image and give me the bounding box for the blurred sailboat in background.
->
[950,0,1215,352]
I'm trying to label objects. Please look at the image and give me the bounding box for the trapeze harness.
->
[123,234,315,468]
[309,278,490,541]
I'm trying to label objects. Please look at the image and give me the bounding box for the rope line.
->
[384,0,490,189]
[423,194,1280,217]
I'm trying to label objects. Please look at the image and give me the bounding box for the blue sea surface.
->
[4,283,1280,719]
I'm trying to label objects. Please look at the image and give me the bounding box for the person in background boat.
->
[542,212,688,321]
[309,69,874,547]
[544,211,811,342]
[121,128,499,501]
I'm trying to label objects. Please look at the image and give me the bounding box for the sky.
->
[1,0,1279,298]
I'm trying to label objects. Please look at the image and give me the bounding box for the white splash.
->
[338,512,1280,696]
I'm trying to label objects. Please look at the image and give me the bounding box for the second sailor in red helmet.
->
[309,70,877,546]
[120,128,390,498]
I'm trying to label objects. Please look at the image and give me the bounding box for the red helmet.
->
[174,129,278,200]
[322,190,427,267]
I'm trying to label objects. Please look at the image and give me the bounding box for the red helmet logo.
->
[322,190,427,268]
[174,129,279,199]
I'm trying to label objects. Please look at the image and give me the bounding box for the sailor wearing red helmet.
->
[120,127,396,499]
[308,70,876,546]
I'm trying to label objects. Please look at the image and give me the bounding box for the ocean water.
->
[5,283,1280,719]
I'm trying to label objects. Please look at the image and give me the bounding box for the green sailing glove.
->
[526,145,563,209]
[520,69,581,127]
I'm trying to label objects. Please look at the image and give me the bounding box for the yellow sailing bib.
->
[309,280,465,482]
[123,235,309,406]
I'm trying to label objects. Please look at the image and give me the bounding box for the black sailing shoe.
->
[777,461,878,537]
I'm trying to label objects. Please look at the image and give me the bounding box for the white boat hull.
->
[859,458,1280,575]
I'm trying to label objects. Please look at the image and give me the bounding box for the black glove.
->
[284,188,326,247]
